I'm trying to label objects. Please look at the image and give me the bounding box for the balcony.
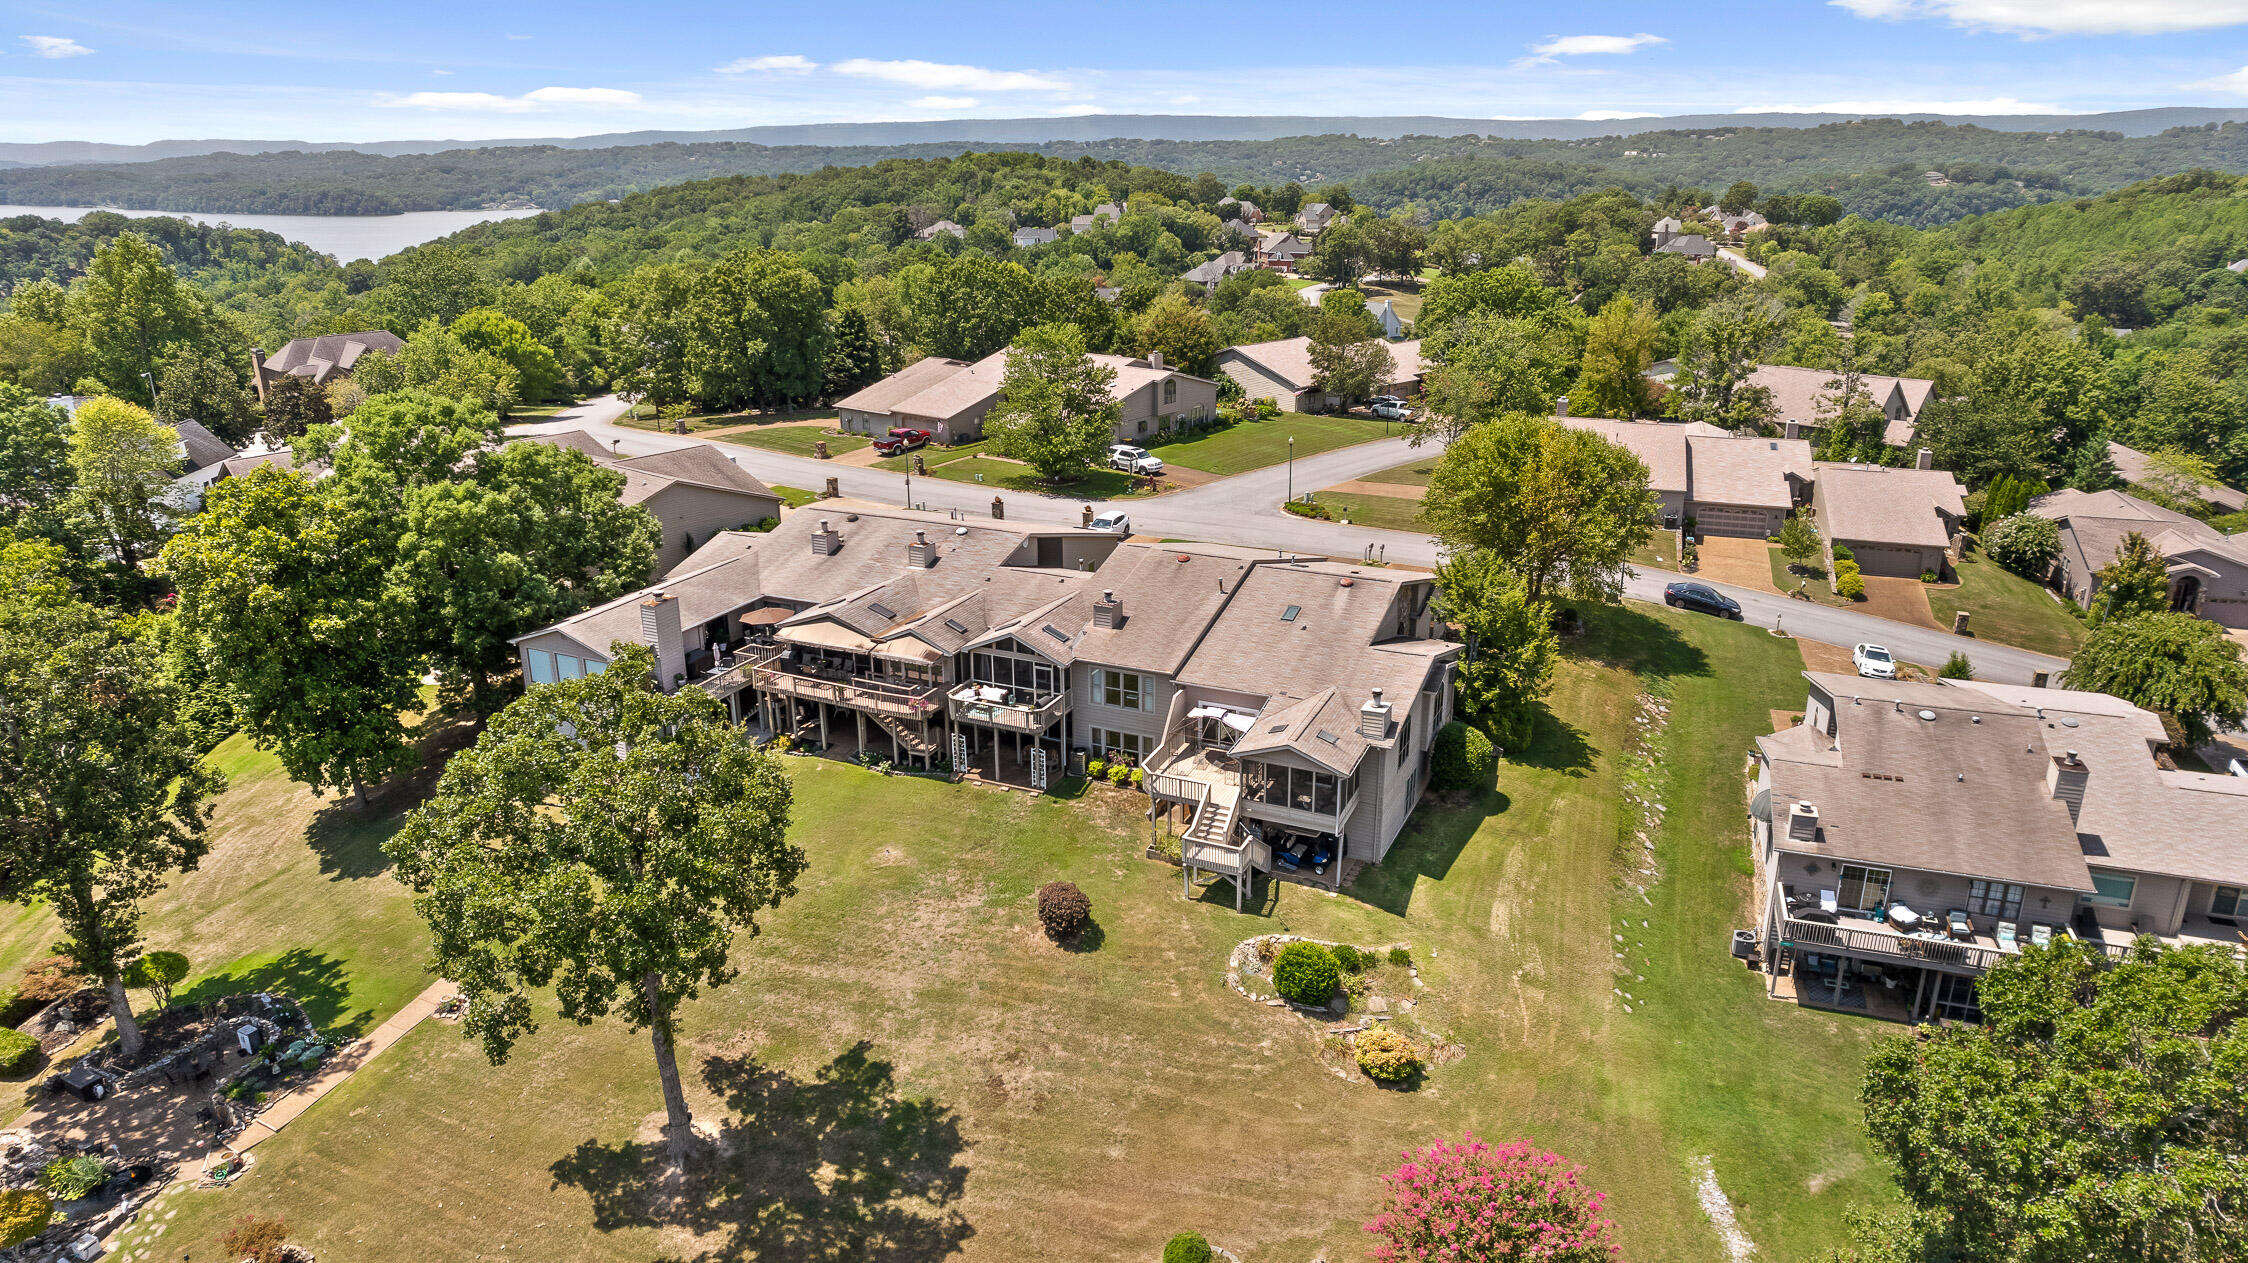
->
[752,655,943,722]
[1239,786,1359,838]
[1775,911,2146,976]
[946,684,1069,734]
[687,643,782,701]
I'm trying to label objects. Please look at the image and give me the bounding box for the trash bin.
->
[1730,929,1758,960]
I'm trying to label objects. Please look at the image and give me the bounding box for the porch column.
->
[818,703,829,749]
[1911,968,1929,1024]
[856,708,867,753]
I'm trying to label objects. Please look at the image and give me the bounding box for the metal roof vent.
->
[1917,709,1936,721]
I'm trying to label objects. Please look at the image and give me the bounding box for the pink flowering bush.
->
[1365,1134,1620,1262]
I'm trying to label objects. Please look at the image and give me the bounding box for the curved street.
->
[512,397,2070,684]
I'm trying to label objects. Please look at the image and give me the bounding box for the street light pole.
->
[1287,435,1295,503]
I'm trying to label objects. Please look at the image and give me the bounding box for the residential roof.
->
[2105,441,2248,512]
[171,420,236,474]
[218,447,316,480]
[2030,487,2248,573]
[1814,462,1964,549]
[1561,418,1688,495]
[1183,251,1249,284]
[1227,687,1368,775]
[1218,337,1424,395]
[1747,365,1935,446]
[834,356,973,417]
[1690,434,1812,510]
[1654,234,1716,258]
[837,349,1212,426]
[1012,226,1059,246]
[260,331,403,385]
[1072,543,1259,676]
[514,431,778,509]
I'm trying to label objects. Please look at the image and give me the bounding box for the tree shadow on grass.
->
[1353,789,1511,917]
[303,713,481,880]
[1570,601,1712,684]
[549,1041,973,1263]
[172,947,374,1040]
[1512,705,1595,777]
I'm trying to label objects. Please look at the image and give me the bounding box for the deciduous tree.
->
[259,374,332,441]
[63,233,219,402]
[0,385,71,524]
[387,643,802,1161]
[1433,550,1558,753]
[2091,530,2172,625]
[451,308,565,404]
[1664,294,1780,431]
[152,348,259,445]
[63,396,178,574]
[1131,293,1223,377]
[2063,611,2248,746]
[982,324,1120,482]
[1576,295,1657,419]
[1414,310,1579,444]
[1423,413,1654,605]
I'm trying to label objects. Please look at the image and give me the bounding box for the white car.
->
[1369,398,1413,420]
[1853,643,1897,679]
[1107,444,1163,475]
[1086,510,1132,535]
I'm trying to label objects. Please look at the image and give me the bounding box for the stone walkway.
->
[231,980,456,1152]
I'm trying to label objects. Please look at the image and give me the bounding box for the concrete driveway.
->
[510,398,2069,684]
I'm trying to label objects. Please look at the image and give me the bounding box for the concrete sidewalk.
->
[232,980,455,1151]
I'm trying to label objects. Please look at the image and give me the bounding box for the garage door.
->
[1694,505,1773,538]
[1846,544,1927,578]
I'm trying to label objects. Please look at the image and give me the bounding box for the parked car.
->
[1370,399,1413,420]
[1663,581,1741,619]
[1086,510,1131,535]
[872,427,932,456]
[1107,444,1163,475]
[1368,394,1407,408]
[1853,643,1897,679]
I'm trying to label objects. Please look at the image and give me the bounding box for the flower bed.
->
[1223,934,1456,1086]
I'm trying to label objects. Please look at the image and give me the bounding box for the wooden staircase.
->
[871,712,938,756]
[1186,794,1235,848]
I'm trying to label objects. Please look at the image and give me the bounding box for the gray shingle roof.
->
[261,330,403,385]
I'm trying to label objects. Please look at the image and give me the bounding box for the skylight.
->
[1315,730,1340,745]
[1041,624,1069,642]
[943,618,969,635]
[867,602,897,620]
[1280,605,1301,621]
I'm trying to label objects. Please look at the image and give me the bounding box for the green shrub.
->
[1920,570,1939,583]
[1831,543,1855,563]
[1086,758,1106,779]
[1106,763,1131,786]
[1283,498,1332,521]
[1129,767,1144,787]
[0,1188,51,1247]
[1036,880,1092,941]
[1354,1027,1426,1082]
[40,1155,108,1201]
[1982,511,2062,577]
[1272,941,1340,1006]
[1387,946,1413,968]
[1330,944,1370,973]
[124,950,189,1010]
[1164,1231,1214,1263]
[0,1029,39,1077]
[0,986,35,1030]
[1429,721,1497,793]
[1833,557,1860,578]
[1837,571,1866,600]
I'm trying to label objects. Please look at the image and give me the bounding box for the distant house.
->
[914,220,966,242]
[1811,458,1966,578]
[2030,488,2248,628]
[836,350,1217,445]
[1218,196,1263,223]
[1561,417,1812,536]
[1295,203,1337,235]
[1701,204,1770,236]
[1367,298,1404,340]
[250,330,403,404]
[1255,231,1313,271]
[1182,251,1252,295]
[1747,364,1936,448]
[1217,218,1262,244]
[1654,234,1718,261]
[518,432,784,577]
[2229,259,2248,274]
[1651,216,1684,248]
[2106,440,2248,514]
[1068,203,1123,233]
[1213,337,1424,414]
[167,419,241,513]
[1011,226,1059,248]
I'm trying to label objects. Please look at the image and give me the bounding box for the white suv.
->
[1107,444,1163,475]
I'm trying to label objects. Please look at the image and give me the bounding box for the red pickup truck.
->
[871,427,933,456]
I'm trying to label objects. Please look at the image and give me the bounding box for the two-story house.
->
[1752,673,2248,1022]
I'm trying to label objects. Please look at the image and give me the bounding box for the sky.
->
[6,0,2248,144]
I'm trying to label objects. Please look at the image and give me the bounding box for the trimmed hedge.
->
[1837,571,1866,600]
[0,1189,51,1248]
[1272,941,1340,1006]
[1355,1027,1426,1082]
[0,1029,38,1077]
[1163,1231,1213,1263]
[1430,721,1497,793]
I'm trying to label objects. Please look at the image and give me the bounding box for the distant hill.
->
[7,106,2248,168]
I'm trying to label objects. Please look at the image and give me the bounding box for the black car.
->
[1664,581,1742,619]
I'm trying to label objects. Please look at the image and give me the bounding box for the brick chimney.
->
[811,518,842,556]
[1916,447,1934,471]
[1093,589,1123,628]
[1787,800,1820,844]
[1357,687,1392,739]
[639,591,686,691]
[907,529,937,568]
[2047,750,2088,825]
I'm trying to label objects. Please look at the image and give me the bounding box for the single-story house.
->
[250,330,403,404]
[2105,441,2247,514]
[1182,251,1253,295]
[2029,488,2248,629]
[1256,231,1313,271]
[1811,459,1965,578]
[1561,417,1813,536]
[914,220,966,241]
[1214,337,1425,414]
[1068,203,1123,233]
[836,350,1218,445]
[1701,204,1769,236]
[1654,234,1717,260]
[1749,365,1937,448]
[1011,226,1059,248]
[1218,196,1263,223]
[519,431,784,577]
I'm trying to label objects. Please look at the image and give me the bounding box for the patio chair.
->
[1996,921,2019,950]
[1945,910,1974,941]
[2029,923,2053,947]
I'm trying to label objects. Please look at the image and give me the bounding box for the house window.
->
[556,654,584,680]
[2084,870,2136,909]
[1090,727,1148,761]
[1098,669,1149,711]
[1247,763,1343,816]
[1137,418,1148,435]
[1836,865,1891,912]
[2215,886,2245,918]
[526,649,557,685]
[1396,713,1412,767]
[1163,379,1177,404]
[971,650,1057,698]
[1969,880,2024,920]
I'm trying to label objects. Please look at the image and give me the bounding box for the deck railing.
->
[1780,916,2005,972]
[946,689,1069,733]
[755,660,943,721]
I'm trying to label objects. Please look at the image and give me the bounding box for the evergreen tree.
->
[2091,531,2172,625]
[821,305,883,399]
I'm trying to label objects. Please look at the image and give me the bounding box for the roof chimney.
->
[1146,350,1165,370]
[1358,687,1392,739]
[1093,588,1124,628]
[1916,447,1933,471]
[2047,750,2088,825]
[1555,395,1570,417]
[811,518,842,556]
[639,590,686,692]
[907,528,937,568]
[1786,800,1820,844]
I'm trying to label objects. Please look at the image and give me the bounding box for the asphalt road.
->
[513,398,2071,684]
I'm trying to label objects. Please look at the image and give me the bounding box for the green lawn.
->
[1632,528,1683,571]
[872,439,984,473]
[1926,551,2089,658]
[772,485,819,509]
[619,405,840,435]
[1769,548,1856,608]
[924,455,1148,499]
[713,426,867,458]
[1306,490,1426,533]
[135,606,1892,1263]
[1358,456,1439,488]
[1151,412,1400,476]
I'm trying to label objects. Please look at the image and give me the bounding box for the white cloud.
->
[831,58,1068,92]
[1829,0,2248,35]
[2188,63,2248,93]
[21,35,93,59]
[1531,33,1668,58]
[1054,103,1105,116]
[909,95,978,110]
[378,85,643,112]
[716,55,816,74]
[1578,110,1659,120]
[1739,95,2068,113]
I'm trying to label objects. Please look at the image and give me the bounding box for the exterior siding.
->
[1213,353,1309,412]
[639,483,784,578]
[1070,662,1174,757]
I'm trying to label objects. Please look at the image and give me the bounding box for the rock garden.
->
[1225,934,1457,1087]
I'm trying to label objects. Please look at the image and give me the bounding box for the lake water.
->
[0,205,543,262]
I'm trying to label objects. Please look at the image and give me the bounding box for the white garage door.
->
[1695,505,1772,538]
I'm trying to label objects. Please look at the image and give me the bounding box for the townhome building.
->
[2030,487,2248,628]
[510,503,1458,909]
[249,330,403,404]
[1752,673,2248,1022]
[1214,337,1425,414]
[1748,365,1937,449]
[835,350,1217,445]
[1557,415,1813,537]
[518,431,784,576]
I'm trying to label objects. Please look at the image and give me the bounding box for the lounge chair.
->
[1946,910,1974,941]
[2029,923,2053,947]
[1996,921,2018,950]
